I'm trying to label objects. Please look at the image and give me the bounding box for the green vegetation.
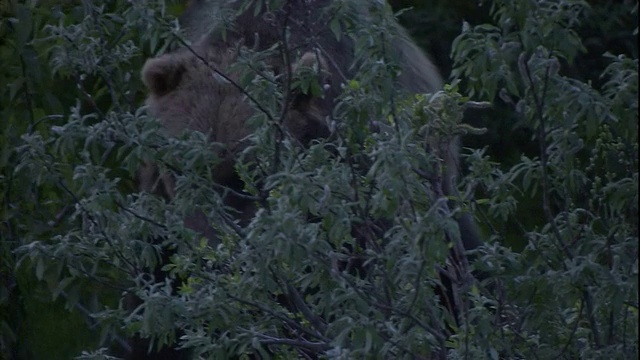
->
[1,0,637,359]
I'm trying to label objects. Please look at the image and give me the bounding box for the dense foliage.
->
[1,0,637,359]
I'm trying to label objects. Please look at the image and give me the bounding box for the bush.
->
[1,0,637,359]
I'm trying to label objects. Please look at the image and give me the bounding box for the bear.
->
[128,0,483,358]
[138,42,333,236]
[163,0,482,249]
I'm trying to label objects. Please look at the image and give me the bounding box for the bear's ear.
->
[292,51,328,80]
[291,51,329,109]
[141,54,186,96]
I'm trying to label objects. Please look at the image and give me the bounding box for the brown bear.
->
[142,0,481,249]
[129,0,482,358]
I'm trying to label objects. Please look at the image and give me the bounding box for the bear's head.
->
[141,42,331,188]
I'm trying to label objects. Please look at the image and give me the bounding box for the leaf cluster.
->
[0,0,637,359]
